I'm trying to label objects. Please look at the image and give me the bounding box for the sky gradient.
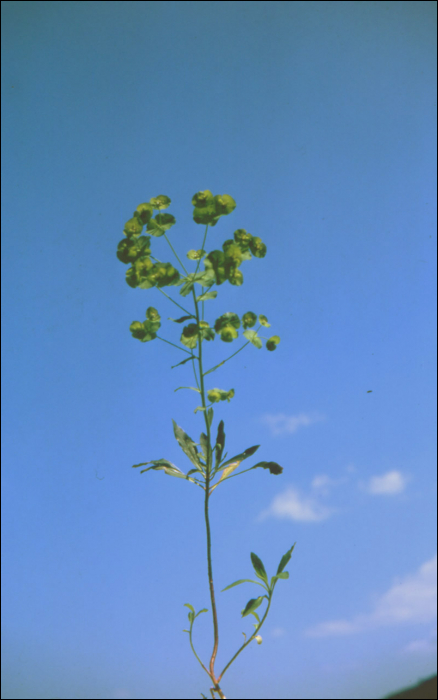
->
[2,2,437,699]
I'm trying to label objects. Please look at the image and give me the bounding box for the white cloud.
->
[261,412,324,436]
[259,486,334,522]
[305,554,437,637]
[271,627,286,638]
[363,470,408,495]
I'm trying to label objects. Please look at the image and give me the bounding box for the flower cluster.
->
[116,196,180,290]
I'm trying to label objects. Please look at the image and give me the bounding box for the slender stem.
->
[188,626,210,678]
[192,288,221,687]
[217,596,272,684]
[156,336,192,354]
[194,224,209,275]
[164,232,189,274]
[156,287,193,316]
[204,341,250,376]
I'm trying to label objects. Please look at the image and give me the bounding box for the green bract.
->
[242,312,257,329]
[149,195,171,210]
[249,236,267,258]
[116,236,151,264]
[259,315,270,327]
[135,203,154,224]
[207,388,235,403]
[129,313,161,342]
[214,313,241,333]
[204,250,227,285]
[223,241,243,266]
[123,216,144,238]
[147,213,176,237]
[228,268,243,286]
[187,249,206,260]
[266,335,280,351]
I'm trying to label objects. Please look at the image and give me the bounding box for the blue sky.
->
[1,2,436,699]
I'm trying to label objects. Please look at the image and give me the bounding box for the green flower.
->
[149,195,171,210]
[242,312,257,329]
[123,217,144,238]
[187,249,206,260]
[249,236,267,258]
[207,388,235,403]
[191,190,214,208]
[233,229,253,251]
[223,241,243,266]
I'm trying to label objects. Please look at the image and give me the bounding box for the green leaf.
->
[181,323,198,349]
[251,460,283,475]
[197,290,218,302]
[171,356,195,369]
[243,329,262,348]
[172,420,202,468]
[194,406,206,414]
[214,312,241,332]
[200,433,210,463]
[241,596,265,618]
[266,335,280,351]
[169,315,195,323]
[258,315,271,327]
[174,386,201,394]
[270,572,289,588]
[214,420,226,468]
[195,608,208,618]
[220,444,260,469]
[277,544,296,575]
[207,407,214,428]
[251,552,269,585]
[250,611,261,624]
[179,278,195,297]
[221,579,268,593]
[184,603,195,614]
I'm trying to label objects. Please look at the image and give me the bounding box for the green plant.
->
[116,191,295,699]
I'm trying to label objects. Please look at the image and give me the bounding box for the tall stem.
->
[192,287,222,691]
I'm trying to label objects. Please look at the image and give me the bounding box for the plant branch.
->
[156,336,193,354]
[164,232,189,274]
[156,287,192,316]
[217,596,272,683]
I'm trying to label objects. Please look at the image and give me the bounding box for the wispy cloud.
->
[305,554,437,637]
[261,412,325,436]
[362,470,408,495]
[259,486,335,522]
[403,628,437,654]
[271,627,287,638]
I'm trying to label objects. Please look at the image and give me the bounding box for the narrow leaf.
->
[194,608,208,618]
[169,315,195,323]
[184,603,195,614]
[207,408,214,427]
[277,543,296,575]
[270,572,289,589]
[200,433,210,463]
[220,445,260,469]
[221,579,267,592]
[214,420,225,468]
[210,460,241,492]
[194,406,206,413]
[171,356,196,369]
[241,596,264,618]
[172,420,202,468]
[174,386,201,393]
[196,290,218,302]
[251,552,269,585]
